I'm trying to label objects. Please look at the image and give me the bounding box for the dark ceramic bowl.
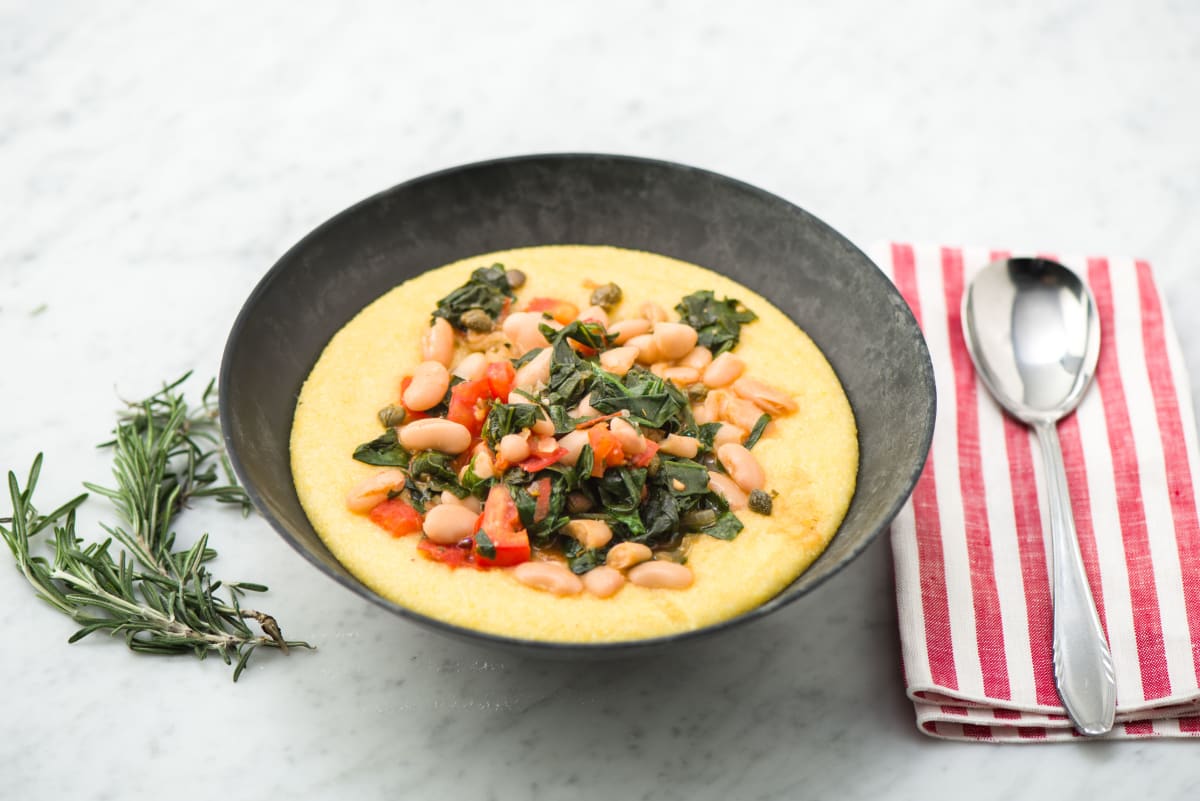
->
[220,154,934,656]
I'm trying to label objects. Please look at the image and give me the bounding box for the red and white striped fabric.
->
[874,243,1200,741]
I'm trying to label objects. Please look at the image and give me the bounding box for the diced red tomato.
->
[629,438,660,468]
[417,538,473,567]
[368,497,423,537]
[529,477,553,523]
[587,423,626,477]
[474,485,531,567]
[484,360,516,400]
[446,377,491,437]
[525,297,579,325]
[517,447,568,474]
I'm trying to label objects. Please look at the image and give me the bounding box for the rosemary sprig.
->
[0,373,311,680]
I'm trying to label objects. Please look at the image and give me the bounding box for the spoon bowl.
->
[963,258,1100,423]
[962,257,1115,736]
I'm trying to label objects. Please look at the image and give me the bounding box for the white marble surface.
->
[2,1,1199,799]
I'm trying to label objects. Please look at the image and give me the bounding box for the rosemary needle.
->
[0,373,311,680]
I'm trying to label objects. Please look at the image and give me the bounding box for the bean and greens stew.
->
[345,264,798,598]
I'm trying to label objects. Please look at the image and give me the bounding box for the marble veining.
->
[2,2,1199,799]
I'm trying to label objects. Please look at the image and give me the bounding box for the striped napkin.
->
[873,243,1200,741]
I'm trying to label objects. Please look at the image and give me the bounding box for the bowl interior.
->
[220,154,934,654]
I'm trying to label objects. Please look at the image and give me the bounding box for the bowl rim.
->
[219,151,936,654]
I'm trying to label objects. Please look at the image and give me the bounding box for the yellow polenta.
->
[290,245,857,641]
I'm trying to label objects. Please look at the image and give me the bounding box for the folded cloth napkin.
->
[872,243,1200,741]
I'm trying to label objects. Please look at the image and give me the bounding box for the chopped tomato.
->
[629,438,660,468]
[417,538,473,567]
[525,297,579,325]
[587,423,626,477]
[484,360,516,400]
[368,497,423,537]
[517,447,568,474]
[529,476,553,523]
[474,484,531,567]
[446,377,491,437]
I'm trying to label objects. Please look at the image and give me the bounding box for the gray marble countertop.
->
[3,2,1198,799]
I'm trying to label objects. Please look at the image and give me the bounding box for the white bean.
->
[599,345,639,376]
[609,417,646,455]
[562,519,614,550]
[498,433,532,464]
[659,433,700,459]
[607,318,652,344]
[399,418,472,454]
[513,347,552,391]
[652,322,699,361]
[662,366,700,386]
[713,422,747,448]
[345,469,407,513]
[579,305,609,326]
[731,377,799,415]
[717,443,766,492]
[639,302,668,323]
[502,311,551,354]
[512,561,584,596]
[452,351,487,381]
[582,566,625,598]
[626,333,660,365]
[703,352,746,388]
[628,561,694,589]
[423,503,480,545]
[440,490,482,514]
[556,430,590,466]
[421,317,455,367]
[605,541,653,570]
[707,470,749,510]
[679,346,713,371]
[403,361,451,411]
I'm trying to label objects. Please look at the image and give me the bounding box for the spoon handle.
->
[1035,419,1116,735]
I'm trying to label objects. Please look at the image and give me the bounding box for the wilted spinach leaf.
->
[744,413,771,449]
[431,263,515,329]
[352,429,411,467]
[483,402,543,448]
[674,290,757,355]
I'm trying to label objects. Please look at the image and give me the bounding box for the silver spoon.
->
[962,256,1115,736]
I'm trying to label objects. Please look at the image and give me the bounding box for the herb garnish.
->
[675,290,758,355]
[432,263,516,330]
[0,374,310,680]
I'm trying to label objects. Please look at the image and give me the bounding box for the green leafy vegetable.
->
[674,290,758,355]
[589,366,690,430]
[352,428,411,467]
[474,529,497,560]
[700,511,745,541]
[483,403,544,448]
[744,413,771,450]
[408,451,468,499]
[431,263,515,330]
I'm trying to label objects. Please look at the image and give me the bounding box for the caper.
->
[377,404,407,428]
[460,308,494,333]
[687,384,709,403]
[506,269,527,289]
[646,455,662,477]
[566,491,594,514]
[681,508,718,530]
[748,489,773,515]
[589,282,623,309]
